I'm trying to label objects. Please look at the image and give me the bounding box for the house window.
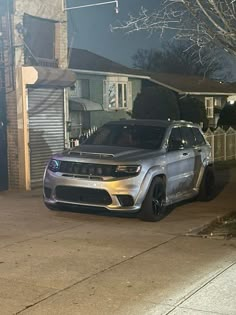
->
[104,79,131,110]
[205,97,214,118]
[23,14,57,67]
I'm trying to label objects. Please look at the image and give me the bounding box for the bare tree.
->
[112,1,236,57]
[132,43,227,79]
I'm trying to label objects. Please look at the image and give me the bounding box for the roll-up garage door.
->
[28,88,65,188]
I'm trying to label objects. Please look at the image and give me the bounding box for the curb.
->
[185,211,236,239]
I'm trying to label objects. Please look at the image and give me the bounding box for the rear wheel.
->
[138,177,166,222]
[198,166,216,201]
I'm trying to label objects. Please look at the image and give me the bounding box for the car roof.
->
[104,119,197,128]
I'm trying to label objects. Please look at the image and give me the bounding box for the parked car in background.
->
[43,119,215,221]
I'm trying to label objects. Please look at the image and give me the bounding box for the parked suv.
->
[43,120,215,221]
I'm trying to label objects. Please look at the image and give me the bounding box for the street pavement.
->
[0,167,235,315]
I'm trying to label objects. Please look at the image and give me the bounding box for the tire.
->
[198,166,216,201]
[138,177,166,222]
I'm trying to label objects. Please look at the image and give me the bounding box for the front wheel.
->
[138,177,166,222]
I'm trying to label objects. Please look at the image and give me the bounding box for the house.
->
[68,49,236,140]
[144,72,236,128]
[68,48,148,139]
[0,0,76,191]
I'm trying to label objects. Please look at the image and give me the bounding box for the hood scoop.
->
[68,151,114,159]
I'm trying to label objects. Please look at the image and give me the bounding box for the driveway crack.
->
[16,235,178,314]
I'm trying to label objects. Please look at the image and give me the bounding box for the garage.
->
[28,87,65,188]
[24,67,76,189]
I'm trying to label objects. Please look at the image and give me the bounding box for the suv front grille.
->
[59,161,116,177]
[55,186,112,205]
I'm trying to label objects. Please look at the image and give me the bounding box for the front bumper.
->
[43,170,149,212]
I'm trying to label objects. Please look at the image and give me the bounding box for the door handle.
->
[183,152,189,156]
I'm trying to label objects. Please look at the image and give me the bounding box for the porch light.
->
[63,0,119,14]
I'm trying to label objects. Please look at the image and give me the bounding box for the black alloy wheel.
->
[138,177,166,222]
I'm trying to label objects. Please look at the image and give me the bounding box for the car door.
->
[180,126,198,191]
[166,127,194,200]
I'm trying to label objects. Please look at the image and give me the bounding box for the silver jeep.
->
[43,119,215,221]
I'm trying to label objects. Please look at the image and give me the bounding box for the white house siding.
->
[129,78,142,103]
[90,111,130,129]
[70,75,142,131]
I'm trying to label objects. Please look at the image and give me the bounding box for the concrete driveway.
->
[0,167,236,315]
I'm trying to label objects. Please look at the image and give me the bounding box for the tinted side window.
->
[192,128,206,146]
[168,127,183,151]
[181,127,195,148]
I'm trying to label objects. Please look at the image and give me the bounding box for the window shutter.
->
[127,81,133,110]
[103,80,109,110]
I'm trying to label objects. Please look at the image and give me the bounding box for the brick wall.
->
[1,13,19,189]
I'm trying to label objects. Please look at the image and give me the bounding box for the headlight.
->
[115,165,141,177]
[48,159,61,172]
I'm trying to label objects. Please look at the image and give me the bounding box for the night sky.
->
[67,0,164,67]
[67,0,236,79]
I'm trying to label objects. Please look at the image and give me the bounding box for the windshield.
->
[84,124,166,150]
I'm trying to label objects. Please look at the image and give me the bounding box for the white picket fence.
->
[204,127,236,162]
[70,126,97,148]
[69,125,236,163]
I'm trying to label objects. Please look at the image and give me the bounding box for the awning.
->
[24,66,76,87]
[69,97,103,111]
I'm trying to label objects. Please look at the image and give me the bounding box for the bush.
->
[132,86,180,120]
[218,104,236,128]
[178,96,208,130]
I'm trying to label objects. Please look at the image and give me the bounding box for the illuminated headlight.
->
[48,159,61,172]
[115,165,141,177]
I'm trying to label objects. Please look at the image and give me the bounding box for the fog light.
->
[117,195,134,207]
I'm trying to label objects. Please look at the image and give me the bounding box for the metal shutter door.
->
[28,88,64,188]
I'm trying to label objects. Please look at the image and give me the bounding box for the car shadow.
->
[54,203,138,220]
[214,167,231,198]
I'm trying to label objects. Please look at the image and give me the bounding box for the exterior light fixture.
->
[63,0,119,13]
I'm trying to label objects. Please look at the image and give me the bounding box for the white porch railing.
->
[69,126,98,148]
